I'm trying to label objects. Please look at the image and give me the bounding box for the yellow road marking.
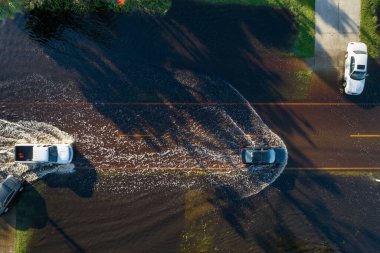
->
[117,134,154,138]
[350,134,380,138]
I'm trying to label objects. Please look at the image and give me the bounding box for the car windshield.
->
[354,50,367,54]
[350,71,366,80]
[48,146,58,162]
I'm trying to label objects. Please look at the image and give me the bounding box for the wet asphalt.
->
[1,1,380,252]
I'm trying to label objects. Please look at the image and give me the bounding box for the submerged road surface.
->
[0,2,380,252]
[255,102,380,169]
[1,101,379,170]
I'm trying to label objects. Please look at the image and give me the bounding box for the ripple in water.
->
[0,119,75,182]
[0,73,287,197]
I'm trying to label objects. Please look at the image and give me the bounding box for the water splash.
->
[0,119,75,182]
[91,71,288,197]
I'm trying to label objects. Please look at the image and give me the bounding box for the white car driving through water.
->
[343,42,368,95]
[14,144,73,164]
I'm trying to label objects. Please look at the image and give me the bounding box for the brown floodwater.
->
[17,170,380,253]
[1,1,380,252]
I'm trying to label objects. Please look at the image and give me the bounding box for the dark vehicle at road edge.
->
[0,175,24,215]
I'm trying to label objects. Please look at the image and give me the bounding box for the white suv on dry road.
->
[343,42,368,95]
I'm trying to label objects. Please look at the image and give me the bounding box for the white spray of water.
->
[0,120,75,182]
[92,71,288,197]
[223,80,288,191]
[0,70,287,197]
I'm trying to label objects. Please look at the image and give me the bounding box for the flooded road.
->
[21,170,380,253]
[1,0,380,252]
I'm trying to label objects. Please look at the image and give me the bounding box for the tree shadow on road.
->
[206,170,380,252]
[0,148,97,252]
[18,0,317,170]
[41,148,97,198]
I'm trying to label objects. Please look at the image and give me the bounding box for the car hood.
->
[348,42,367,53]
[346,79,365,95]
[3,177,21,190]
[56,145,73,163]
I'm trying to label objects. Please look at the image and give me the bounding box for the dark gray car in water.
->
[0,175,24,215]
[240,146,287,165]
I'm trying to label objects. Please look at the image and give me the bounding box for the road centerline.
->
[350,134,380,138]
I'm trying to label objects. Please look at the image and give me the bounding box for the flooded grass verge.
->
[199,0,315,57]
[276,70,313,100]
[15,182,46,253]
[360,0,380,58]
[180,190,215,253]
[0,0,171,20]
[15,230,32,253]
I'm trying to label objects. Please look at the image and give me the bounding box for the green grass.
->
[200,0,315,58]
[180,190,215,253]
[0,0,171,20]
[277,70,313,100]
[360,0,380,58]
[29,0,171,14]
[2,0,314,57]
[0,0,24,20]
[15,230,32,253]
[15,182,47,253]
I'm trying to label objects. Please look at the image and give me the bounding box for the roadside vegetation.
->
[278,70,313,100]
[15,230,32,253]
[200,0,315,57]
[0,0,23,19]
[360,0,380,58]
[1,0,314,58]
[0,0,171,20]
[181,190,215,253]
[15,183,47,253]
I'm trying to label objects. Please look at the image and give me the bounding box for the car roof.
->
[353,54,368,67]
[251,148,275,163]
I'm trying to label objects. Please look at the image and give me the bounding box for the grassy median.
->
[200,0,315,58]
[360,0,380,58]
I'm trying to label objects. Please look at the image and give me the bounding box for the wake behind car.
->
[15,144,73,164]
[0,175,24,215]
[241,146,286,165]
[343,42,368,95]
